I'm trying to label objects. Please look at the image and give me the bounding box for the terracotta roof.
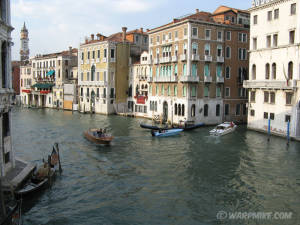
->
[34,48,78,59]
[213,5,249,15]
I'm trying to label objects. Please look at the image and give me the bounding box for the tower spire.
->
[20,22,29,62]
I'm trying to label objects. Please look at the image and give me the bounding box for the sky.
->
[11,0,251,61]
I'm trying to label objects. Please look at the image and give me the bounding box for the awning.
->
[46,70,55,76]
[32,83,55,89]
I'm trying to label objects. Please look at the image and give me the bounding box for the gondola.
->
[141,122,205,131]
[84,129,114,145]
[151,128,183,137]
[140,123,170,130]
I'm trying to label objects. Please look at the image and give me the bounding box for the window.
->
[150,37,153,44]
[81,73,83,81]
[184,28,188,36]
[217,31,222,41]
[161,85,164,95]
[225,87,230,97]
[272,63,276,79]
[156,35,160,43]
[192,43,198,55]
[250,91,256,102]
[87,72,90,81]
[111,49,115,58]
[288,61,293,79]
[87,88,90,97]
[182,105,185,116]
[267,11,272,21]
[2,113,10,137]
[178,104,181,116]
[191,104,196,117]
[252,64,256,80]
[216,104,220,117]
[92,51,95,59]
[225,66,230,79]
[266,35,271,48]
[97,50,100,58]
[285,115,291,122]
[87,51,90,59]
[265,63,270,79]
[204,104,208,117]
[175,31,178,39]
[236,104,241,116]
[174,85,177,96]
[135,35,139,43]
[226,31,231,41]
[192,27,198,37]
[291,3,296,15]
[204,86,209,97]
[216,86,221,97]
[217,45,222,57]
[286,92,293,105]
[225,46,231,58]
[183,86,186,97]
[273,34,278,47]
[264,91,269,103]
[204,44,210,56]
[253,15,258,25]
[250,110,255,116]
[191,86,196,97]
[264,112,269,119]
[253,38,257,50]
[225,104,229,116]
[270,92,275,104]
[238,48,247,60]
[289,30,295,44]
[274,9,279,19]
[204,64,210,77]
[97,88,99,97]
[91,66,95,81]
[205,29,211,40]
[104,49,107,58]
[270,113,275,120]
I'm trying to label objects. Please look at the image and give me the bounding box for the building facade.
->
[244,0,300,138]
[78,28,148,114]
[148,7,249,125]
[0,0,15,177]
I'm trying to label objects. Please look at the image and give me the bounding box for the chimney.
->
[85,37,88,44]
[69,46,72,55]
[140,27,143,33]
[91,34,95,40]
[146,29,150,32]
[173,18,178,23]
[96,33,101,40]
[122,27,127,42]
[196,9,199,13]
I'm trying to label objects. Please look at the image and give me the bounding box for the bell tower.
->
[20,22,29,62]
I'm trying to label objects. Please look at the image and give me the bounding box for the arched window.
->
[128,85,132,97]
[216,104,220,117]
[265,63,270,80]
[204,104,208,117]
[288,61,293,79]
[252,64,256,80]
[191,104,196,117]
[145,84,148,89]
[174,104,178,115]
[91,65,95,81]
[272,63,276,80]
[182,104,185,116]
[141,84,144,89]
[178,104,181,116]
[136,85,139,96]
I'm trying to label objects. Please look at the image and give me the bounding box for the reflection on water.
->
[11,108,300,225]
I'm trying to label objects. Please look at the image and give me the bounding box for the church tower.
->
[20,22,29,62]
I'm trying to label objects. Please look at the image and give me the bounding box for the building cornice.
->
[249,0,292,12]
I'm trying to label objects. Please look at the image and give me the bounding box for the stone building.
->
[244,0,300,138]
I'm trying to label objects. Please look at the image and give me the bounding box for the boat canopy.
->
[46,70,55,76]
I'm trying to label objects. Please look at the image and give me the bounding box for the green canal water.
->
[11,107,300,225]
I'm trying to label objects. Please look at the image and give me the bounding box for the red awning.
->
[40,90,51,94]
[137,96,147,104]
[22,90,31,93]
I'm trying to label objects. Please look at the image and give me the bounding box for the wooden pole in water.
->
[267,118,271,142]
[48,155,52,187]
[287,120,290,146]
[0,178,7,218]
[55,143,63,173]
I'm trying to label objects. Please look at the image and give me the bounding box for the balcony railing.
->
[147,77,153,82]
[191,54,200,61]
[154,58,159,64]
[180,75,199,83]
[154,75,178,82]
[217,56,224,63]
[172,55,178,62]
[243,80,295,90]
[204,55,212,62]
[216,76,224,83]
[180,54,187,61]
[160,57,171,63]
[204,75,212,83]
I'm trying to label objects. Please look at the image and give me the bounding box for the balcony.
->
[172,55,178,62]
[154,75,178,82]
[102,58,107,63]
[243,80,295,90]
[216,76,224,83]
[204,75,212,83]
[180,54,187,61]
[147,77,153,82]
[80,81,107,86]
[154,58,159,64]
[217,56,224,63]
[180,75,199,83]
[160,57,171,63]
[191,54,200,61]
[110,58,116,63]
[204,55,212,62]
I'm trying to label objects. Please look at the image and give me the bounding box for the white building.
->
[244,0,300,138]
[0,0,15,177]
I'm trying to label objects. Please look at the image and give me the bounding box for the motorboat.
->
[84,128,114,145]
[151,128,183,137]
[209,122,237,136]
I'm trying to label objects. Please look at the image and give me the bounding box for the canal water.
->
[11,107,300,225]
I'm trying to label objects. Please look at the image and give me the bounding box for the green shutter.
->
[204,86,209,97]
[217,65,222,77]
[174,85,177,96]
[149,85,152,95]
[161,85,164,95]
[183,86,186,97]
[204,64,209,77]
[156,67,159,76]
[175,64,178,75]
[192,64,197,76]
[192,86,196,97]
[183,64,187,75]
[216,87,221,97]
[150,68,152,77]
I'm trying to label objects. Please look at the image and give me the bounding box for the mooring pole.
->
[55,143,63,173]
[287,120,290,146]
[267,118,271,142]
